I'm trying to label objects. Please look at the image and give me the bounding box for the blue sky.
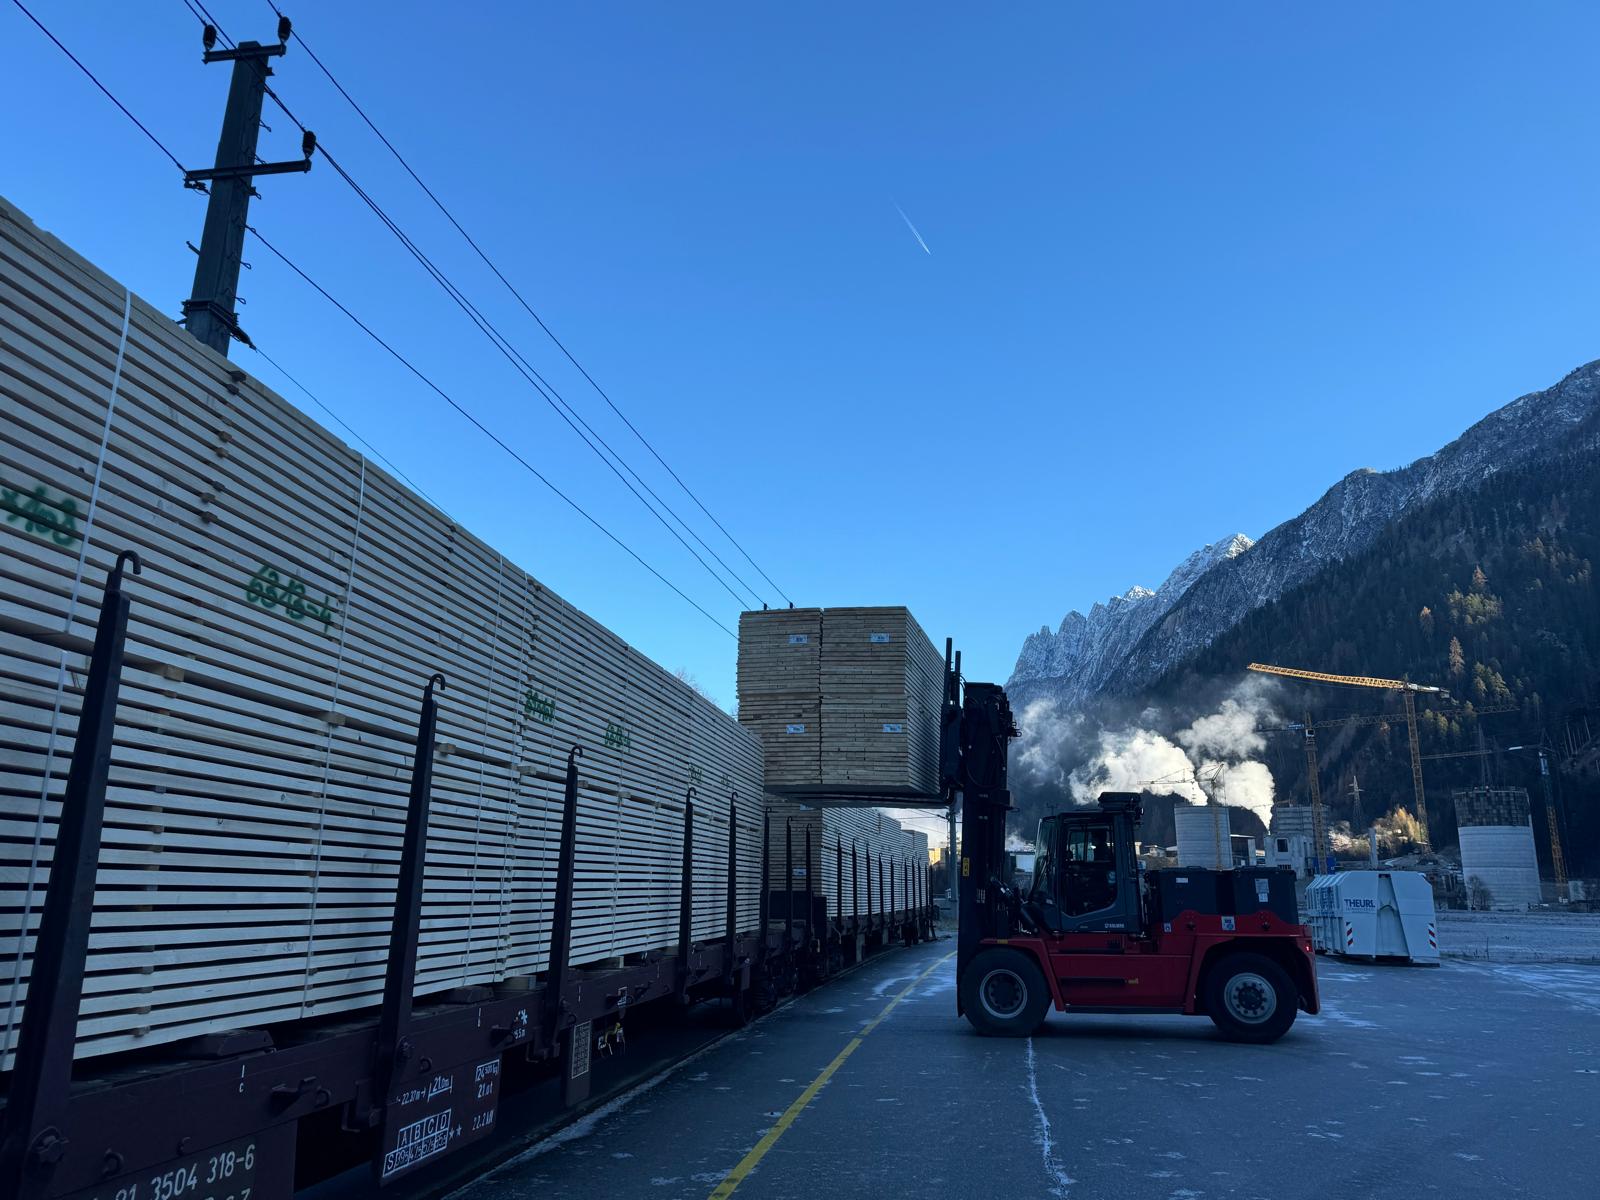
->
[5,2,1600,710]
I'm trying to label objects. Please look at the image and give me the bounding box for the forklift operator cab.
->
[1028,802,1140,934]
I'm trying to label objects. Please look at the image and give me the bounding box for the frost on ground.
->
[1481,963,1600,1014]
[1024,1037,1075,1197]
[1436,910,1600,964]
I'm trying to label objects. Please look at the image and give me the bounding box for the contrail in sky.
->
[894,201,932,255]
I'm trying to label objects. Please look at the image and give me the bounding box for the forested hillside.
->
[1164,428,1600,872]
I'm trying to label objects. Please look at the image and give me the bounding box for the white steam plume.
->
[1014,677,1283,826]
[1069,728,1200,805]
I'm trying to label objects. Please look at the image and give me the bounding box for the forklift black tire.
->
[961,949,1051,1037]
[1204,952,1297,1044]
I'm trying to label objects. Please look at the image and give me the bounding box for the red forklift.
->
[943,670,1319,1043]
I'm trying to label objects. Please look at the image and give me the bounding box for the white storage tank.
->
[1304,871,1438,963]
[1174,804,1231,869]
[1453,787,1541,911]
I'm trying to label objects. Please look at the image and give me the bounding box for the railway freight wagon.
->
[764,804,933,954]
[0,194,768,1072]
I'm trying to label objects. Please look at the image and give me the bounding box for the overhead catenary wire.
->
[245,223,737,639]
[311,142,762,612]
[19,8,737,639]
[177,1,763,612]
[248,343,450,517]
[10,0,192,177]
[186,0,229,36]
[259,0,793,607]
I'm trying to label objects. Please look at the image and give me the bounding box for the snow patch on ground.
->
[871,973,918,997]
[1025,1037,1075,1196]
[1317,999,1378,1029]
[1485,964,1600,1014]
[1438,911,1600,964]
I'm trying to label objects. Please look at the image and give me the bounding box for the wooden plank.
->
[0,194,766,1068]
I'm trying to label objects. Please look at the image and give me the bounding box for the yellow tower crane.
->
[1263,709,1426,870]
[1247,663,1448,847]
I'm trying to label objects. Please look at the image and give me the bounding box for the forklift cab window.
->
[1062,823,1118,916]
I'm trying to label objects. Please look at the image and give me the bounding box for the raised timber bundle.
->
[0,195,764,1069]
[737,606,943,797]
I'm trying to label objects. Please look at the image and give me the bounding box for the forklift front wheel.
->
[961,949,1051,1037]
[1204,952,1297,1044]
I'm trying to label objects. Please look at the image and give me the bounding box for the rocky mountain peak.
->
[1008,358,1600,710]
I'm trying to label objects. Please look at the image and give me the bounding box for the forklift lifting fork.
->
[942,654,1319,1044]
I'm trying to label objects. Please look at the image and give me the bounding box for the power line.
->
[187,0,230,37]
[11,0,192,178]
[177,2,763,612]
[260,0,793,607]
[315,140,758,611]
[245,224,737,639]
[20,5,737,640]
[248,344,449,516]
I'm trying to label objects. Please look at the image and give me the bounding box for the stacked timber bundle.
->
[817,607,942,792]
[764,803,923,921]
[0,195,763,1069]
[908,829,931,894]
[737,606,943,797]
[734,608,820,784]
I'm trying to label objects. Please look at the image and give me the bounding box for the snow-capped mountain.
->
[1010,358,1600,706]
[1010,535,1252,707]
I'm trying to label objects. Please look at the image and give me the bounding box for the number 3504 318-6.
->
[107,1143,257,1200]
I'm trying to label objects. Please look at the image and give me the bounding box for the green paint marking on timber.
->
[523,688,556,725]
[244,562,339,634]
[1,476,82,547]
[604,722,632,750]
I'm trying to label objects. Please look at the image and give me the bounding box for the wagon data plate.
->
[378,1054,503,1185]
[61,1123,294,1200]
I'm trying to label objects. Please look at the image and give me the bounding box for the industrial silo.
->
[1174,804,1231,869]
[1453,787,1541,910]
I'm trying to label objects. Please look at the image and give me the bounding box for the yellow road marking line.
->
[707,950,955,1199]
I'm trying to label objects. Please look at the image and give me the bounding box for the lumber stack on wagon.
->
[764,802,923,920]
[737,606,943,797]
[0,195,763,1069]
[908,830,930,889]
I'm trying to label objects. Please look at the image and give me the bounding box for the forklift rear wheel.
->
[961,949,1050,1037]
[1204,953,1297,1044]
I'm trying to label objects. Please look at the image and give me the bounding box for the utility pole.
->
[1302,713,1327,873]
[182,16,314,355]
[946,798,958,901]
[1508,742,1569,901]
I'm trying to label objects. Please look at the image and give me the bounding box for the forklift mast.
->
[945,670,1019,987]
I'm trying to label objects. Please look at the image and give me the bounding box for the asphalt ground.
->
[451,939,1600,1200]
